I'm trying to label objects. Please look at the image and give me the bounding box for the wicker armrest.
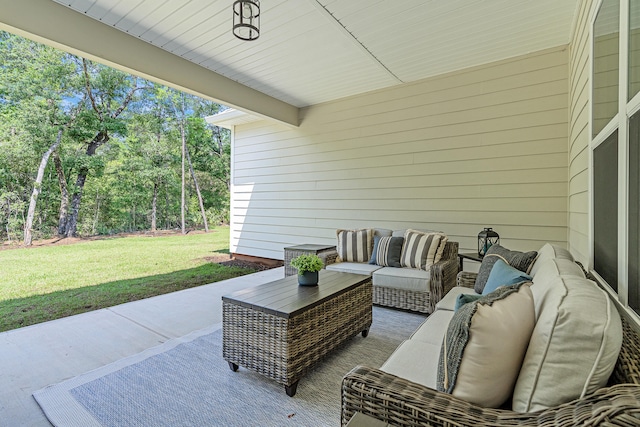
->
[322,249,338,267]
[428,243,459,312]
[457,271,477,288]
[341,366,640,427]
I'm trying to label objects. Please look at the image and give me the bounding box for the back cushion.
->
[512,276,623,412]
[530,258,585,318]
[336,229,374,263]
[374,228,393,238]
[529,243,574,277]
[392,228,441,237]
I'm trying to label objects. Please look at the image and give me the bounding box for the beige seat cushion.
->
[373,267,430,292]
[512,276,623,412]
[326,262,382,275]
[409,310,454,346]
[381,339,440,389]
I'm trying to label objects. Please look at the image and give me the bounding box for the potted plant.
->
[290,254,324,286]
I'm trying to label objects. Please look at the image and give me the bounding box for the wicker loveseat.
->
[325,228,459,314]
[341,245,640,426]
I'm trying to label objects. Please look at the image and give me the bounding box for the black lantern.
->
[233,0,260,41]
[478,227,500,256]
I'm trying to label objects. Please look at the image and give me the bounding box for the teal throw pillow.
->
[454,293,483,311]
[369,236,382,265]
[474,245,537,294]
[482,258,532,295]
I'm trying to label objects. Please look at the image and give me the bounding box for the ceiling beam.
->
[0,0,299,127]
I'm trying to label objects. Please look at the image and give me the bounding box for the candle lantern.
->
[478,227,500,256]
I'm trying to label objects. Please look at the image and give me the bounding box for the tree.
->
[53,149,69,235]
[61,58,145,237]
[158,88,213,233]
[23,129,62,245]
[0,32,79,245]
[0,32,230,242]
[187,116,231,225]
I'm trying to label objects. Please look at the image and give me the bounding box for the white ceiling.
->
[48,0,580,109]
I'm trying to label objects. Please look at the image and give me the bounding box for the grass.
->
[0,227,257,332]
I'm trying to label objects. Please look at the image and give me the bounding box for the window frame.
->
[589,0,640,318]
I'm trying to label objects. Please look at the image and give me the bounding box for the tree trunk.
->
[151,182,157,232]
[24,129,63,246]
[53,150,69,236]
[91,188,100,235]
[64,131,108,237]
[165,185,170,230]
[185,145,208,232]
[180,123,186,235]
[65,169,87,237]
[5,198,11,242]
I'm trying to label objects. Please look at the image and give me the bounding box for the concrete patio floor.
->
[0,267,284,427]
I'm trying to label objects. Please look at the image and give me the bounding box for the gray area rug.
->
[34,307,426,427]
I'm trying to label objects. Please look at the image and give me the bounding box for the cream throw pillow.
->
[437,283,535,408]
[512,275,622,412]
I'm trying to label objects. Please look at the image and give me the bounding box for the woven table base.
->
[223,277,372,396]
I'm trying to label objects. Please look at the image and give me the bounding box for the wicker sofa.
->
[341,244,640,426]
[325,228,459,314]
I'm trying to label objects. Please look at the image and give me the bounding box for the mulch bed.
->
[206,254,283,271]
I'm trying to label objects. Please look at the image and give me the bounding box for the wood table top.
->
[283,244,336,251]
[222,270,370,318]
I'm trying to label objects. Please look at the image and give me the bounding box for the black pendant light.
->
[233,0,260,41]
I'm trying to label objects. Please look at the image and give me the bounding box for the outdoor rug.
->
[33,306,426,427]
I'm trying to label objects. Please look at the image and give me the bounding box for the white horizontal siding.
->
[231,46,570,260]
[568,0,595,265]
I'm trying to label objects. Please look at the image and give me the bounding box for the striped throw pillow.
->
[370,236,404,267]
[400,229,445,270]
[336,229,374,263]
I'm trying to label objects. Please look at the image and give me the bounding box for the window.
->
[593,131,618,291]
[630,112,640,311]
[591,0,640,315]
[593,0,619,137]
[629,0,640,101]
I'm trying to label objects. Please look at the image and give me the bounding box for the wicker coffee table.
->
[222,270,373,396]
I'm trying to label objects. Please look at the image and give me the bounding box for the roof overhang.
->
[0,0,299,127]
[205,109,263,130]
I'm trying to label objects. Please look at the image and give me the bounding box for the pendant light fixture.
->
[233,0,260,41]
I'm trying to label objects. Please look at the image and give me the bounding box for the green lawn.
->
[0,227,256,332]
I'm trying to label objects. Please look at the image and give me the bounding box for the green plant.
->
[290,254,324,275]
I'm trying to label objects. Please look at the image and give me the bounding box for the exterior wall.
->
[231,47,570,260]
[568,0,595,265]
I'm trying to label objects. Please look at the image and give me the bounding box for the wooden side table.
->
[283,244,337,276]
[458,252,484,272]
